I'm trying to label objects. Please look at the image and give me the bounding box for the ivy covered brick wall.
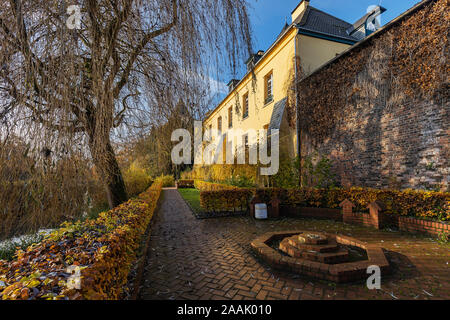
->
[297,0,449,191]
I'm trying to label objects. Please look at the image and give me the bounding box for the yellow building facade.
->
[203,0,361,162]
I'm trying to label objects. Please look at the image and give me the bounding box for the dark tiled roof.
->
[295,6,359,42]
[276,22,290,40]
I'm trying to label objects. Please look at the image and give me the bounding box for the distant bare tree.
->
[0,0,252,207]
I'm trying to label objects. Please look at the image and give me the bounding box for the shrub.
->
[225,175,256,188]
[0,161,106,241]
[154,175,175,188]
[123,163,153,197]
[194,180,239,191]
[301,153,336,189]
[0,183,163,300]
[269,154,338,189]
[177,180,195,189]
[270,157,300,188]
[182,164,259,185]
[197,187,450,222]
[200,189,253,213]
[181,166,208,180]
[279,188,449,221]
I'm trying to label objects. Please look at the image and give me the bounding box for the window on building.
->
[243,93,249,119]
[264,71,273,104]
[243,134,249,161]
[228,107,233,128]
[263,124,271,155]
[208,124,212,139]
[217,116,222,135]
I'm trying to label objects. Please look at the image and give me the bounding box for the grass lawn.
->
[178,188,204,215]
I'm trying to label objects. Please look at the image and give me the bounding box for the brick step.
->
[302,248,349,264]
[297,233,329,245]
[287,237,338,253]
[280,239,349,264]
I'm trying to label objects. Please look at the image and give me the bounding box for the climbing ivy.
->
[296,0,448,145]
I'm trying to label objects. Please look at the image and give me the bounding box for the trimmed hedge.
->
[154,175,175,187]
[194,180,240,192]
[282,188,449,221]
[198,187,450,222]
[0,183,163,300]
[200,189,253,213]
[177,180,195,189]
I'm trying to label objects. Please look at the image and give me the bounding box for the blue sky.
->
[210,0,421,106]
[250,0,420,50]
[250,0,421,52]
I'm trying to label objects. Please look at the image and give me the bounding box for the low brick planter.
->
[251,231,390,283]
[282,206,342,221]
[176,180,195,189]
[397,216,449,237]
[341,199,449,238]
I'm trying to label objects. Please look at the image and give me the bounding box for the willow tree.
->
[0,0,252,207]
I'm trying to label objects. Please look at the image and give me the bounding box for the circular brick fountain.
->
[251,231,390,283]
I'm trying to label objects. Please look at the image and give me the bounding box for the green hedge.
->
[198,187,450,222]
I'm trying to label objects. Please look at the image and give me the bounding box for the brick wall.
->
[298,0,449,191]
[340,200,449,238]
[280,203,449,239]
[397,216,449,237]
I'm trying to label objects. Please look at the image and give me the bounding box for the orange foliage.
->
[297,0,449,144]
[200,189,253,212]
[0,183,163,300]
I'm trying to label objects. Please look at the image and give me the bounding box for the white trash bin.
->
[254,203,268,220]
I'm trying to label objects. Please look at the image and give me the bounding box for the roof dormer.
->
[245,50,265,72]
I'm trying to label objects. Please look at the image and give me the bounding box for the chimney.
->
[227,79,240,92]
[291,0,310,23]
[347,5,387,40]
[245,50,265,72]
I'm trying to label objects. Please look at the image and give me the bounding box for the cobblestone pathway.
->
[139,189,450,300]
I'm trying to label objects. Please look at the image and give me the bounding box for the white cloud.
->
[208,77,228,95]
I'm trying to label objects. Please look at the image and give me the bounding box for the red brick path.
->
[138,189,450,300]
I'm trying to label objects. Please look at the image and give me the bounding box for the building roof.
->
[296,6,359,43]
[276,22,291,41]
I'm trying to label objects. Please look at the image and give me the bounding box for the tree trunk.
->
[104,142,128,208]
[90,138,128,209]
